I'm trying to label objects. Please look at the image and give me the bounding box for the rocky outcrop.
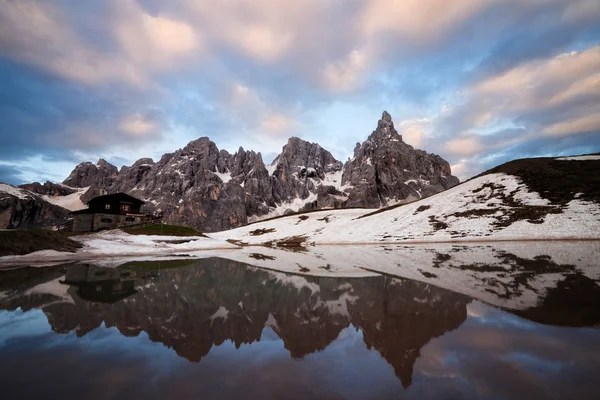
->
[63,159,118,189]
[19,181,76,197]
[0,184,70,229]
[342,111,460,208]
[54,112,459,232]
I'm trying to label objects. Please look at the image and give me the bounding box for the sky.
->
[0,0,599,185]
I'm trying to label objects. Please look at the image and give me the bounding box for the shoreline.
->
[1,236,599,269]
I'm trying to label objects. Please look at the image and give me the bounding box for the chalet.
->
[61,264,138,304]
[71,192,151,232]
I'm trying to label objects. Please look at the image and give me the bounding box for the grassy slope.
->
[0,230,82,256]
[484,156,600,204]
[123,224,206,237]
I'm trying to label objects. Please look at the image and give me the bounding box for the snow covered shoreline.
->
[1,232,598,269]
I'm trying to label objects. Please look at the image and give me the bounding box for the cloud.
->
[224,82,298,137]
[323,50,368,92]
[0,0,142,86]
[115,0,201,68]
[260,114,295,136]
[545,114,600,137]
[119,114,157,137]
[432,45,600,176]
[444,136,485,157]
[397,118,431,148]
[360,0,490,43]
[0,164,25,186]
[1,0,599,183]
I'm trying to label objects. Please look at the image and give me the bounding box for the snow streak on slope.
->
[41,186,89,211]
[212,173,600,244]
[556,155,600,161]
[0,184,34,200]
[247,192,319,223]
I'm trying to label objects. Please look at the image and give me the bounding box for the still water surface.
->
[0,257,599,399]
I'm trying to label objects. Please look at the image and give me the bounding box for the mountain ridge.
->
[46,111,460,232]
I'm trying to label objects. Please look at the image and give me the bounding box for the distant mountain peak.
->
[52,111,459,231]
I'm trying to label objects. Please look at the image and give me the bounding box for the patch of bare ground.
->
[418,269,438,278]
[454,251,577,300]
[428,216,449,231]
[0,230,82,256]
[249,228,276,236]
[153,239,194,244]
[295,215,309,225]
[249,253,276,261]
[447,181,565,229]
[432,252,451,268]
[264,235,310,252]
[414,205,431,215]
[479,156,600,205]
[513,273,600,327]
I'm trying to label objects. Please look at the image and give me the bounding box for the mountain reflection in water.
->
[1,257,599,399]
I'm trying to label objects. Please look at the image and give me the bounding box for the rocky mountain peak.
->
[19,181,76,196]
[132,158,154,167]
[381,110,392,123]
[183,136,214,152]
[374,111,402,142]
[96,159,113,168]
[63,159,118,188]
[342,110,459,208]
[273,137,342,175]
[227,147,267,178]
[48,111,460,232]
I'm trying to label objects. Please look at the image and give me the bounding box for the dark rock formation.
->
[342,111,460,208]
[54,112,459,232]
[19,181,76,197]
[0,185,71,229]
[63,159,118,189]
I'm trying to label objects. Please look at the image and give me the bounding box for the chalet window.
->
[100,218,112,223]
[105,204,110,210]
[120,204,130,212]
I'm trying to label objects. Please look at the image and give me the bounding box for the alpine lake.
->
[1,241,599,400]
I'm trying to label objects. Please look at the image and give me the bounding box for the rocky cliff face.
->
[63,159,118,190]
[0,184,71,229]
[342,111,459,207]
[19,181,76,197]
[58,111,459,232]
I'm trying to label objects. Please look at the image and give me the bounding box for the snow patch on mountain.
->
[0,184,34,200]
[41,186,89,211]
[556,155,600,161]
[248,192,319,223]
[212,173,600,244]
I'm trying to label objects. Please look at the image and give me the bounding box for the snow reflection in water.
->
[0,252,599,399]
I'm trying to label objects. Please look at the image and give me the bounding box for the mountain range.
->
[1,111,459,231]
